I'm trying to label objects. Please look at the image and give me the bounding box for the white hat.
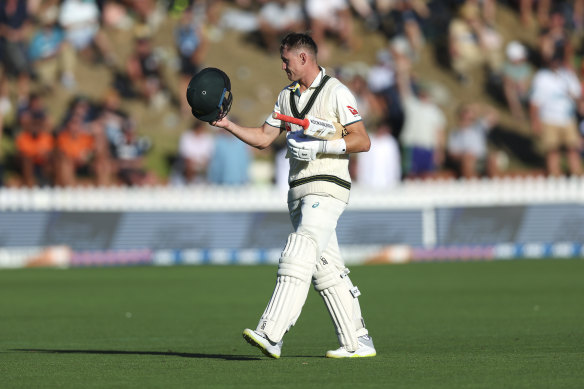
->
[506,41,527,62]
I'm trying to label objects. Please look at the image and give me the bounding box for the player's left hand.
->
[287,131,325,161]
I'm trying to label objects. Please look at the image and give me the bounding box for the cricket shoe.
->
[325,335,376,358]
[242,328,283,359]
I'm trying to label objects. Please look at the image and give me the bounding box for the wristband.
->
[321,138,347,155]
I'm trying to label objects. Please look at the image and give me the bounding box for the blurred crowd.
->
[2,0,584,189]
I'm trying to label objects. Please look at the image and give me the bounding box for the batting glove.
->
[287,131,324,161]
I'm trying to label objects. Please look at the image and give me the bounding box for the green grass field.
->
[1,260,583,388]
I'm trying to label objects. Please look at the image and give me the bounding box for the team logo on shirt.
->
[347,106,359,115]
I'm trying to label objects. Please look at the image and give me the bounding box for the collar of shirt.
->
[289,67,326,97]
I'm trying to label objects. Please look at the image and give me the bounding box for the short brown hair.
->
[280,33,318,57]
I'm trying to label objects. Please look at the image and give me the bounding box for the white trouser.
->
[257,194,367,350]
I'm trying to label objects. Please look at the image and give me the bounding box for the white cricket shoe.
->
[326,335,377,358]
[242,328,283,359]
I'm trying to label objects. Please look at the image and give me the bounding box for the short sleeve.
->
[333,84,362,127]
[265,88,287,128]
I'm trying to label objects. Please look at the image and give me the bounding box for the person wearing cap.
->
[502,41,533,120]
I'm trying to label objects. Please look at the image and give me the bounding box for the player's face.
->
[281,48,303,82]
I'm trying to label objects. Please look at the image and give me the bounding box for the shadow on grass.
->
[11,348,261,361]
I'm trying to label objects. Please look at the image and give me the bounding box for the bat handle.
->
[272,112,309,129]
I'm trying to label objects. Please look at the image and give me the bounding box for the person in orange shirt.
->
[55,116,95,186]
[15,95,55,187]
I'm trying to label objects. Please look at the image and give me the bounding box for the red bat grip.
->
[272,112,309,129]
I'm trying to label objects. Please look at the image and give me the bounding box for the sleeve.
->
[265,88,286,128]
[447,131,463,154]
[566,71,582,99]
[333,84,362,126]
[529,73,543,106]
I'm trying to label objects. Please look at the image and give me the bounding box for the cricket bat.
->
[272,112,347,140]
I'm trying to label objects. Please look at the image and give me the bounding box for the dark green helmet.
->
[186,67,233,122]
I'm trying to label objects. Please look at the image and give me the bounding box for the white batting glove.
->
[287,131,325,161]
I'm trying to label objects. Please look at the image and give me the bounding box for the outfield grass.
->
[1,260,583,388]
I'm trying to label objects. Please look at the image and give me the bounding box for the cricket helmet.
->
[186,67,233,122]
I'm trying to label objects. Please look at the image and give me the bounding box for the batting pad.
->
[313,261,367,352]
[257,233,317,342]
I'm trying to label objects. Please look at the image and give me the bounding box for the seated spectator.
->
[175,6,208,115]
[15,94,54,187]
[305,0,356,62]
[0,0,33,103]
[53,95,112,186]
[448,1,503,83]
[447,103,499,179]
[28,11,77,90]
[519,0,551,27]
[343,66,384,128]
[126,35,167,108]
[502,41,533,120]
[355,122,401,188]
[170,120,215,186]
[54,115,96,186]
[395,56,446,178]
[367,49,404,136]
[389,0,430,61]
[257,0,304,53]
[109,119,155,186]
[58,0,116,66]
[530,55,582,176]
[97,89,128,148]
[207,129,251,186]
[538,9,573,68]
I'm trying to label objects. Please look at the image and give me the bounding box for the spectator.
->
[207,130,251,185]
[257,0,304,53]
[519,0,551,27]
[502,41,533,120]
[58,0,116,66]
[0,0,33,103]
[126,35,167,108]
[54,95,112,186]
[305,0,356,62]
[448,1,503,83]
[15,94,55,187]
[395,56,446,178]
[355,121,401,188]
[447,103,499,179]
[170,120,215,186]
[367,49,404,137]
[28,11,77,90]
[54,115,96,186]
[344,66,384,128]
[367,49,396,94]
[538,9,573,68]
[389,0,430,61]
[109,118,155,186]
[175,6,208,115]
[530,55,582,176]
[98,89,129,151]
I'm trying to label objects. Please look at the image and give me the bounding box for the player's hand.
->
[211,117,230,129]
[287,131,325,161]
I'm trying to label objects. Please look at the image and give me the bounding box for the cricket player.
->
[189,33,376,359]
